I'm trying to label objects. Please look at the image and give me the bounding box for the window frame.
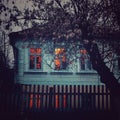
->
[54,48,67,71]
[79,48,92,71]
[29,47,42,71]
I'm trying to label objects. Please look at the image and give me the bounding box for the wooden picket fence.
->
[0,85,111,113]
[0,90,20,113]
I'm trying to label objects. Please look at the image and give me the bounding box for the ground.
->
[0,111,116,120]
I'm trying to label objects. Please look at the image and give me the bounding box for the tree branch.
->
[84,40,120,96]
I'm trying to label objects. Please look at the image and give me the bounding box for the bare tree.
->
[1,0,120,77]
[1,0,120,104]
[0,0,120,118]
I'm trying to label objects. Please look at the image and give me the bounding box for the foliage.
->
[1,1,120,118]
[0,0,120,74]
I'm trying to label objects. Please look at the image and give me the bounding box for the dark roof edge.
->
[9,28,32,46]
[9,32,20,46]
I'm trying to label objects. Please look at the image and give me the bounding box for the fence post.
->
[49,87,53,110]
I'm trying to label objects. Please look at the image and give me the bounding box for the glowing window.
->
[29,48,42,69]
[54,48,67,70]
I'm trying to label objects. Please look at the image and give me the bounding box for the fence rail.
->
[0,85,111,113]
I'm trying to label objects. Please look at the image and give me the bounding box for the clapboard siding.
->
[14,41,100,85]
[15,72,100,85]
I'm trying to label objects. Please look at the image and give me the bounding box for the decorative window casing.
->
[28,46,92,72]
[54,48,67,70]
[29,48,42,70]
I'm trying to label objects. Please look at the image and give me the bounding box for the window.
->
[54,48,67,70]
[29,48,42,69]
[80,49,91,70]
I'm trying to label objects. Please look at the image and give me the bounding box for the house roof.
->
[9,25,51,46]
[9,25,83,46]
[9,22,120,47]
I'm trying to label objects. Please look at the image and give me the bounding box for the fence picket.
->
[61,85,64,110]
[46,85,49,109]
[0,85,111,113]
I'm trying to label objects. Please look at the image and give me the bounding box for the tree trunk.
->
[84,40,120,96]
[84,40,120,120]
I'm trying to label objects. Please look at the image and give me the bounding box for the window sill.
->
[50,72,73,75]
[24,72,48,75]
[76,71,97,74]
[24,70,97,75]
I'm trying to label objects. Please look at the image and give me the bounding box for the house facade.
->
[8,29,115,112]
[9,30,101,86]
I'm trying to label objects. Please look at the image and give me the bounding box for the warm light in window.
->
[36,56,42,63]
[55,48,65,54]
[54,57,61,70]
[29,48,42,69]
[54,48,66,70]
[30,48,36,54]
[30,48,42,54]
[36,48,42,54]
[80,49,87,54]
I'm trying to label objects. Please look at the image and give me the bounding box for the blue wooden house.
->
[9,28,100,86]
[9,28,111,112]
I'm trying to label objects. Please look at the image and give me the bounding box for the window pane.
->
[62,55,66,69]
[30,48,42,54]
[30,55,35,69]
[80,49,87,54]
[54,48,66,70]
[86,56,91,70]
[54,56,61,70]
[30,48,36,54]
[36,48,42,54]
[80,49,92,70]
[29,48,42,70]
[80,55,85,70]
[55,48,65,55]
[36,56,42,69]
